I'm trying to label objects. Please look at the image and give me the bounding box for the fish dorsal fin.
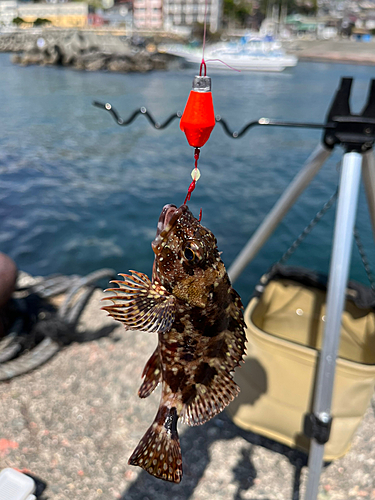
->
[102,270,175,333]
[128,405,182,483]
[139,348,162,399]
[182,295,246,426]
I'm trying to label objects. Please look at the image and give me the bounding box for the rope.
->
[0,268,116,381]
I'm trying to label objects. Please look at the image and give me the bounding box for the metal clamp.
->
[303,412,333,445]
[323,77,375,152]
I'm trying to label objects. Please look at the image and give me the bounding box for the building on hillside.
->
[16,2,88,28]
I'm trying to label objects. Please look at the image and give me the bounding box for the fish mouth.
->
[152,204,188,255]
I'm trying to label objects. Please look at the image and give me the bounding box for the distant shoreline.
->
[1,30,375,68]
[298,56,375,66]
[284,39,375,66]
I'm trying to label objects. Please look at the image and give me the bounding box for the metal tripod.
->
[228,78,375,500]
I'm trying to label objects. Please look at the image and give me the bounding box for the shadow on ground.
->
[121,412,309,500]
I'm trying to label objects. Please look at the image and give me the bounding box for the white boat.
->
[160,39,298,72]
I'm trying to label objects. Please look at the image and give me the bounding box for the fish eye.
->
[184,247,195,261]
[183,240,205,264]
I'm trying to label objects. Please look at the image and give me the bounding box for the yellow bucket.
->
[227,275,375,460]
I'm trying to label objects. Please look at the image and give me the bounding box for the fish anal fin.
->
[182,374,239,426]
[128,406,182,483]
[138,349,162,399]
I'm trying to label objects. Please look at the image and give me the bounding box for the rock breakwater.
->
[1,30,175,72]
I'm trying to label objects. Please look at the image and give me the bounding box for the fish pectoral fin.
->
[128,406,182,483]
[102,270,175,333]
[182,373,240,426]
[138,348,162,399]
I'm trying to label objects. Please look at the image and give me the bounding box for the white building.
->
[17,2,88,27]
[0,1,88,28]
[133,0,163,29]
[163,0,222,33]
[133,0,222,33]
[0,1,17,26]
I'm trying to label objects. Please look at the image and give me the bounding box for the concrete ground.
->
[0,289,374,500]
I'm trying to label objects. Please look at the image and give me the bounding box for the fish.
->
[102,203,246,483]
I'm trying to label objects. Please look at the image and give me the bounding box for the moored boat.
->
[160,38,298,72]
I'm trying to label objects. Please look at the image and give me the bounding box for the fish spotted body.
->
[102,204,246,483]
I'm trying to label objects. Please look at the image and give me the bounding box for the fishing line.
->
[204,59,241,72]
[184,147,201,204]
[183,1,240,206]
[184,0,209,205]
[199,0,208,77]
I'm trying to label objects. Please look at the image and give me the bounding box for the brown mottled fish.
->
[102,204,246,483]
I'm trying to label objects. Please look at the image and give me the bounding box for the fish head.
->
[151,204,225,308]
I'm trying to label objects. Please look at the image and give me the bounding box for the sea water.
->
[0,53,374,302]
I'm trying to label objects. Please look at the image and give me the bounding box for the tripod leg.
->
[304,151,362,500]
[228,144,332,283]
[362,150,375,242]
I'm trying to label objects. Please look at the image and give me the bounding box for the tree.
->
[12,17,25,25]
[259,0,317,16]
[223,0,253,28]
[33,18,52,26]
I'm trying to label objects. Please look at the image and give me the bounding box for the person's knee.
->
[0,253,17,308]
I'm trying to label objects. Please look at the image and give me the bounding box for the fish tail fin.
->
[128,406,182,483]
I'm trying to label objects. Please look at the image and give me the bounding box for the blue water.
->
[0,53,374,302]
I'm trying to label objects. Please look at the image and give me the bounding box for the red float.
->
[180,76,215,148]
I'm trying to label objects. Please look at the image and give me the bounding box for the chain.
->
[278,190,375,294]
[278,190,338,266]
[353,227,375,292]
